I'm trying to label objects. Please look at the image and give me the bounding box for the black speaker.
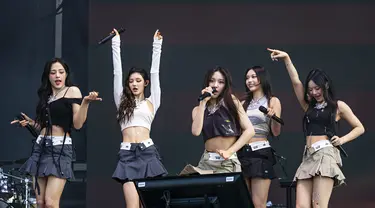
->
[133,173,254,208]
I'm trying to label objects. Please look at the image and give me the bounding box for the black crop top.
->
[40,96,81,133]
[202,103,241,142]
[304,105,336,136]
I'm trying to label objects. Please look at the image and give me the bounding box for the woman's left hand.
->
[154,29,163,40]
[331,136,344,146]
[216,149,233,160]
[83,91,102,103]
[266,107,276,117]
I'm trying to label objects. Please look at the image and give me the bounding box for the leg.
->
[33,177,48,208]
[296,179,313,208]
[250,178,272,208]
[123,181,140,208]
[311,176,334,208]
[245,178,251,193]
[44,176,66,208]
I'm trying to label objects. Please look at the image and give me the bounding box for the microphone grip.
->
[258,106,284,125]
[25,125,39,138]
[271,115,284,125]
[197,88,217,102]
[16,114,39,138]
[98,33,115,45]
[337,145,348,158]
[98,28,126,45]
[198,92,211,102]
[326,131,348,158]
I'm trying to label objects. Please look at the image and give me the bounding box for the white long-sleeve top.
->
[112,35,162,131]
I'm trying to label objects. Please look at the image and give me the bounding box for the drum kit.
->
[0,159,36,208]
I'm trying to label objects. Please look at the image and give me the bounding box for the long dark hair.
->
[303,69,338,135]
[242,66,274,110]
[35,58,73,125]
[117,67,150,123]
[303,68,337,108]
[203,66,239,121]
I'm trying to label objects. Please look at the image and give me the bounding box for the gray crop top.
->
[246,96,271,138]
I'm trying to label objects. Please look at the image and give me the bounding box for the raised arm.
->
[267,48,308,111]
[112,29,123,109]
[148,30,163,115]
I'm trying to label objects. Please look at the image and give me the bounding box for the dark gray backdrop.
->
[87,1,375,208]
[1,0,375,208]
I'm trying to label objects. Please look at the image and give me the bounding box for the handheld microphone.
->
[326,131,348,158]
[198,88,217,102]
[98,28,126,45]
[16,114,39,138]
[258,106,284,125]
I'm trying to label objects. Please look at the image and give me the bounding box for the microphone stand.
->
[0,168,32,208]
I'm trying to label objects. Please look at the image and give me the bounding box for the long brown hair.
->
[117,67,149,123]
[202,66,239,121]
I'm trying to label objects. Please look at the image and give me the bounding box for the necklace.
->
[249,95,265,108]
[314,101,327,117]
[48,86,66,103]
[314,101,327,110]
[134,98,145,107]
[207,100,223,115]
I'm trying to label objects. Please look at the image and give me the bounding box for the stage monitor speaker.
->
[133,172,253,208]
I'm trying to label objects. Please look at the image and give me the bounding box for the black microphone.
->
[16,114,39,138]
[98,28,126,45]
[258,106,284,125]
[198,88,217,102]
[326,131,348,158]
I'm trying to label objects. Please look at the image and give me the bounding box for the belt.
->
[36,135,72,146]
[207,152,237,161]
[307,140,333,154]
[248,141,271,151]
[120,138,154,150]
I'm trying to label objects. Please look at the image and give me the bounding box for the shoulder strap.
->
[62,87,71,98]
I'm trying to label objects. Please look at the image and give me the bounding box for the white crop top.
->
[111,34,162,131]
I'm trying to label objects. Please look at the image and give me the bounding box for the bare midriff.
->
[121,126,151,143]
[205,136,237,152]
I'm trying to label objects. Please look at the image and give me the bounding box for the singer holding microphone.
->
[10,58,101,208]
[181,67,255,175]
[110,28,168,208]
[237,66,282,208]
[267,48,365,208]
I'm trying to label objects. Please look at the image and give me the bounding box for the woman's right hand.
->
[200,86,214,103]
[112,28,120,36]
[10,112,33,127]
[267,48,289,61]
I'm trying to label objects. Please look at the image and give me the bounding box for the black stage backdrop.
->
[87,1,375,207]
[1,0,375,208]
[0,0,88,206]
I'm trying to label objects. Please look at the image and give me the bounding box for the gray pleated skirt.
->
[294,145,345,187]
[20,141,74,179]
[112,144,168,183]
